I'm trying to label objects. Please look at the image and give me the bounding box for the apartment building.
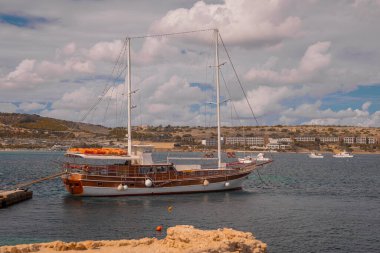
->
[355,137,367,144]
[367,137,377,144]
[225,136,264,146]
[343,137,355,144]
[278,138,292,143]
[295,136,316,142]
[319,136,340,143]
[201,138,217,146]
[246,137,265,145]
[225,137,245,145]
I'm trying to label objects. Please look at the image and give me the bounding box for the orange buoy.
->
[156,225,163,232]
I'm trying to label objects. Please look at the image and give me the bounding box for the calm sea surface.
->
[0,151,379,252]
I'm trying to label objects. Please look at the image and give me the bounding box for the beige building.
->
[367,137,377,144]
[355,137,367,144]
[295,136,316,142]
[319,136,340,143]
[343,137,355,144]
[225,136,264,146]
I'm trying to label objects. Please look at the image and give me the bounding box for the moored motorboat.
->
[308,152,324,158]
[333,151,353,158]
[255,153,270,161]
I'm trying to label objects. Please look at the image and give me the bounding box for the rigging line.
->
[49,39,129,167]
[127,28,215,40]
[79,40,129,124]
[220,71,243,126]
[256,168,268,186]
[219,34,260,126]
[220,70,247,153]
[102,86,115,125]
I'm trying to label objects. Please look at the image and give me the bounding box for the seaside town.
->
[1,113,379,153]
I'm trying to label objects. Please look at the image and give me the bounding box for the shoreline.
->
[1,148,380,155]
[0,225,267,253]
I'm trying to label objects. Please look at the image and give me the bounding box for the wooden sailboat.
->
[61,30,272,196]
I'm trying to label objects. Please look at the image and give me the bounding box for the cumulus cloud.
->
[245,41,331,85]
[283,100,380,127]
[231,86,299,121]
[63,42,76,55]
[19,102,46,112]
[5,59,43,86]
[1,56,95,90]
[88,40,124,62]
[151,0,301,47]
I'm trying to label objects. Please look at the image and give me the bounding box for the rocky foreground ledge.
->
[0,225,267,253]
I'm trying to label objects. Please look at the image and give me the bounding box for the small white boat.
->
[238,153,270,164]
[308,152,324,158]
[255,153,270,161]
[333,151,353,158]
[238,156,254,164]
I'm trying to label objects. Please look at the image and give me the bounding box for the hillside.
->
[0,113,109,136]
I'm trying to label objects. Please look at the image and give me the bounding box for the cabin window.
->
[139,167,152,174]
[156,166,167,173]
[97,182,103,187]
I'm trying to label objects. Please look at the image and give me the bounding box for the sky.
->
[1,0,380,127]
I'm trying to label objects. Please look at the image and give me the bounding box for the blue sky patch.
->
[190,82,214,91]
[0,13,49,28]
[321,84,380,113]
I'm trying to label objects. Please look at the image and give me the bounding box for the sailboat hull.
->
[63,173,249,197]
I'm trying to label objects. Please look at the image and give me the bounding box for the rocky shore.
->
[0,225,267,253]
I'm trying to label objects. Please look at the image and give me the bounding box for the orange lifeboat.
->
[67,147,128,156]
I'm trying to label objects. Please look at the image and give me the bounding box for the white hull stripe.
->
[78,176,247,196]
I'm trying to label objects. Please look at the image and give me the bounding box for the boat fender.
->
[117,184,123,191]
[123,185,128,190]
[203,179,209,186]
[224,181,230,187]
[145,179,153,187]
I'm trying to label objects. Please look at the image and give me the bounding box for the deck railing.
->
[63,162,254,182]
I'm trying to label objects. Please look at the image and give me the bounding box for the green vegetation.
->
[15,118,69,131]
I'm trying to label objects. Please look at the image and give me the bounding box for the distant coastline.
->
[1,147,380,155]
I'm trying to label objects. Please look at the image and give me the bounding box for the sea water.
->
[0,151,379,252]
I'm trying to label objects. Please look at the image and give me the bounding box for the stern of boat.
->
[62,173,83,195]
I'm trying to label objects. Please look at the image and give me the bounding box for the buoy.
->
[156,225,162,232]
[224,181,230,187]
[117,184,123,191]
[203,179,209,186]
[145,179,153,187]
[123,185,128,190]
[168,206,173,213]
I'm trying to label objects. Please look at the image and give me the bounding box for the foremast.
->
[215,29,222,168]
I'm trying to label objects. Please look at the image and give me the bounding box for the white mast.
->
[127,38,132,155]
[215,29,221,168]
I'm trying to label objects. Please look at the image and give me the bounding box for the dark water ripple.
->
[0,151,379,253]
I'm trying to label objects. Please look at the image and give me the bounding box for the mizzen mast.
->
[127,37,132,155]
[215,29,222,168]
